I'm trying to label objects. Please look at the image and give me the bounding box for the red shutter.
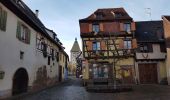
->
[101,41,106,50]
[131,22,136,31]
[120,23,124,31]
[132,39,137,49]
[100,23,104,32]
[89,24,92,32]
[119,39,124,49]
[86,41,92,51]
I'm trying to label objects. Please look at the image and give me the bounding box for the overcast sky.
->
[24,0,170,58]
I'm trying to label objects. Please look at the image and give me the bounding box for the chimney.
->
[35,10,39,17]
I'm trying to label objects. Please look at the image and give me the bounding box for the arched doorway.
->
[12,68,29,95]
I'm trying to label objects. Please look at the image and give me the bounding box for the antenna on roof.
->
[145,8,152,21]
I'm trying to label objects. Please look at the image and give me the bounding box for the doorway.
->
[59,65,62,82]
[12,68,29,95]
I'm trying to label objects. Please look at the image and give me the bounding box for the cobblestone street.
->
[8,76,170,100]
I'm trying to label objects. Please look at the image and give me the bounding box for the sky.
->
[24,0,170,58]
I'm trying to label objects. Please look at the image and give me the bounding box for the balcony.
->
[81,31,133,38]
[84,49,135,59]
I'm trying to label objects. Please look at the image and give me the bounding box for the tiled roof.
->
[80,8,132,21]
[135,21,164,42]
[71,38,81,52]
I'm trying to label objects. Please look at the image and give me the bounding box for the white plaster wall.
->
[136,44,166,60]
[0,3,59,97]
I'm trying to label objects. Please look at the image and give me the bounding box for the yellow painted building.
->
[79,8,137,85]
[163,16,170,85]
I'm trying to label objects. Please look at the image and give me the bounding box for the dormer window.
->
[92,23,100,33]
[95,12,104,19]
[96,14,103,19]
[115,13,123,18]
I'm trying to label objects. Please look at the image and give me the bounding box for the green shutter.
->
[27,28,31,44]
[0,7,2,30]
[0,9,7,31]
[2,10,7,31]
[16,21,21,40]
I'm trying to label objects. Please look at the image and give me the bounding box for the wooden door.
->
[138,63,158,84]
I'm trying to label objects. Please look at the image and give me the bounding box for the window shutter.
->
[119,39,124,49]
[27,29,31,44]
[100,23,104,32]
[120,23,124,31]
[148,43,153,52]
[101,41,106,50]
[86,41,92,51]
[25,28,28,43]
[2,10,7,31]
[132,39,137,49]
[25,28,30,44]
[131,22,136,31]
[16,21,21,40]
[89,24,92,32]
[0,7,2,30]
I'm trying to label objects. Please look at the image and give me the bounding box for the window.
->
[51,49,54,61]
[48,56,51,65]
[93,41,100,51]
[16,21,31,44]
[124,40,131,49]
[20,25,27,40]
[124,23,131,32]
[20,51,24,60]
[93,64,109,78]
[63,55,65,62]
[139,44,153,53]
[92,24,100,33]
[160,43,166,53]
[56,51,59,62]
[96,14,103,19]
[36,36,44,50]
[0,7,7,31]
[42,42,47,57]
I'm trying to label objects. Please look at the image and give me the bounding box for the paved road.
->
[11,77,170,100]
